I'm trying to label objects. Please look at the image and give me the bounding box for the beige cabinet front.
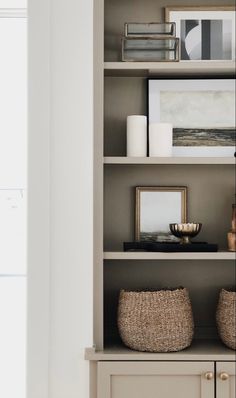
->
[97,361,215,398]
[217,362,236,398]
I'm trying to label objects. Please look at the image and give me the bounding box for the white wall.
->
[49,0,94,397]
[28,1,51,396]
[28,1,94,397]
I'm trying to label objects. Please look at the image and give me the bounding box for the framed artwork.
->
[135,186,187,241]
[148,78,236,157]
[165,6,235,61]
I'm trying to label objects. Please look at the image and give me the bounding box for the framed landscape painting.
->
[165,6,235,61]
[135,186,187,241]
[148,78,235,157]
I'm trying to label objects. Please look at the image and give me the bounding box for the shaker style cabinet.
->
[97,361,236,398]
[97,362,215,398]
[217,362,236,398]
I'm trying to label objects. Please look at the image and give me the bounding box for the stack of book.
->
[122,22,179,62]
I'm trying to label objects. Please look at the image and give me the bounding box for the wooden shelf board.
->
[85,340,236,361]
[104,157,235,165]
[104,251,235,260]
[104,61,236,77]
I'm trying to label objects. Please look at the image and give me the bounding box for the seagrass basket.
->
[216,288,236,350]
[118,287,194,352]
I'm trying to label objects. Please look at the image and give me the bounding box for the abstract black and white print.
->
[181,19,232,60]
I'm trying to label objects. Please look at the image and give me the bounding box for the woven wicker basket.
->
[216,289,236,350]
[118,287,194,353]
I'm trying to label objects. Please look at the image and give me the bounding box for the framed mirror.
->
[135,186,187,241]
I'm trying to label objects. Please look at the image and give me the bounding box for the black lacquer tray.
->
[123,241,218,252]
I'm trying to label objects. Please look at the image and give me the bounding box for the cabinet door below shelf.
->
[217,362,236,398]
[97,361,214,398]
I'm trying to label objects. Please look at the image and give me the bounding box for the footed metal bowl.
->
[169,223,202,244]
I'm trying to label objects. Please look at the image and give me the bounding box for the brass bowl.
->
[169,223,202,244]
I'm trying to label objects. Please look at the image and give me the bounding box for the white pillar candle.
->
[149,123,173,157]
[127,115,147,157]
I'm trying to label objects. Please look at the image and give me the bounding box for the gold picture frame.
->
[135,186,187,241]
[165,6,235,61]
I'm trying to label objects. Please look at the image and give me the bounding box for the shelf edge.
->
[104,157,235,165]
[85,345,236,361]
[103,251,235,260]
[104,61,236,76]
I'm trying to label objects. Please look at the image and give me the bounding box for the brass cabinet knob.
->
[204,372,214,380]
[219,372,229,381]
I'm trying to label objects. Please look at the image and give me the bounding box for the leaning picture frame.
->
[135,186,187,241]
[165,6,235,61]
[148,77,236,157]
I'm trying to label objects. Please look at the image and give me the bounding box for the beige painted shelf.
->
[85,340,236,361]
[104,157,235,165]
[104,61,236,77]
[104,251,235,260]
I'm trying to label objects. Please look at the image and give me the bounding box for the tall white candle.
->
[149,123,173,157]
[127,115,147,157]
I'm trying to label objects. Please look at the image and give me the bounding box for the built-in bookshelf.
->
[91,0,236,365]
